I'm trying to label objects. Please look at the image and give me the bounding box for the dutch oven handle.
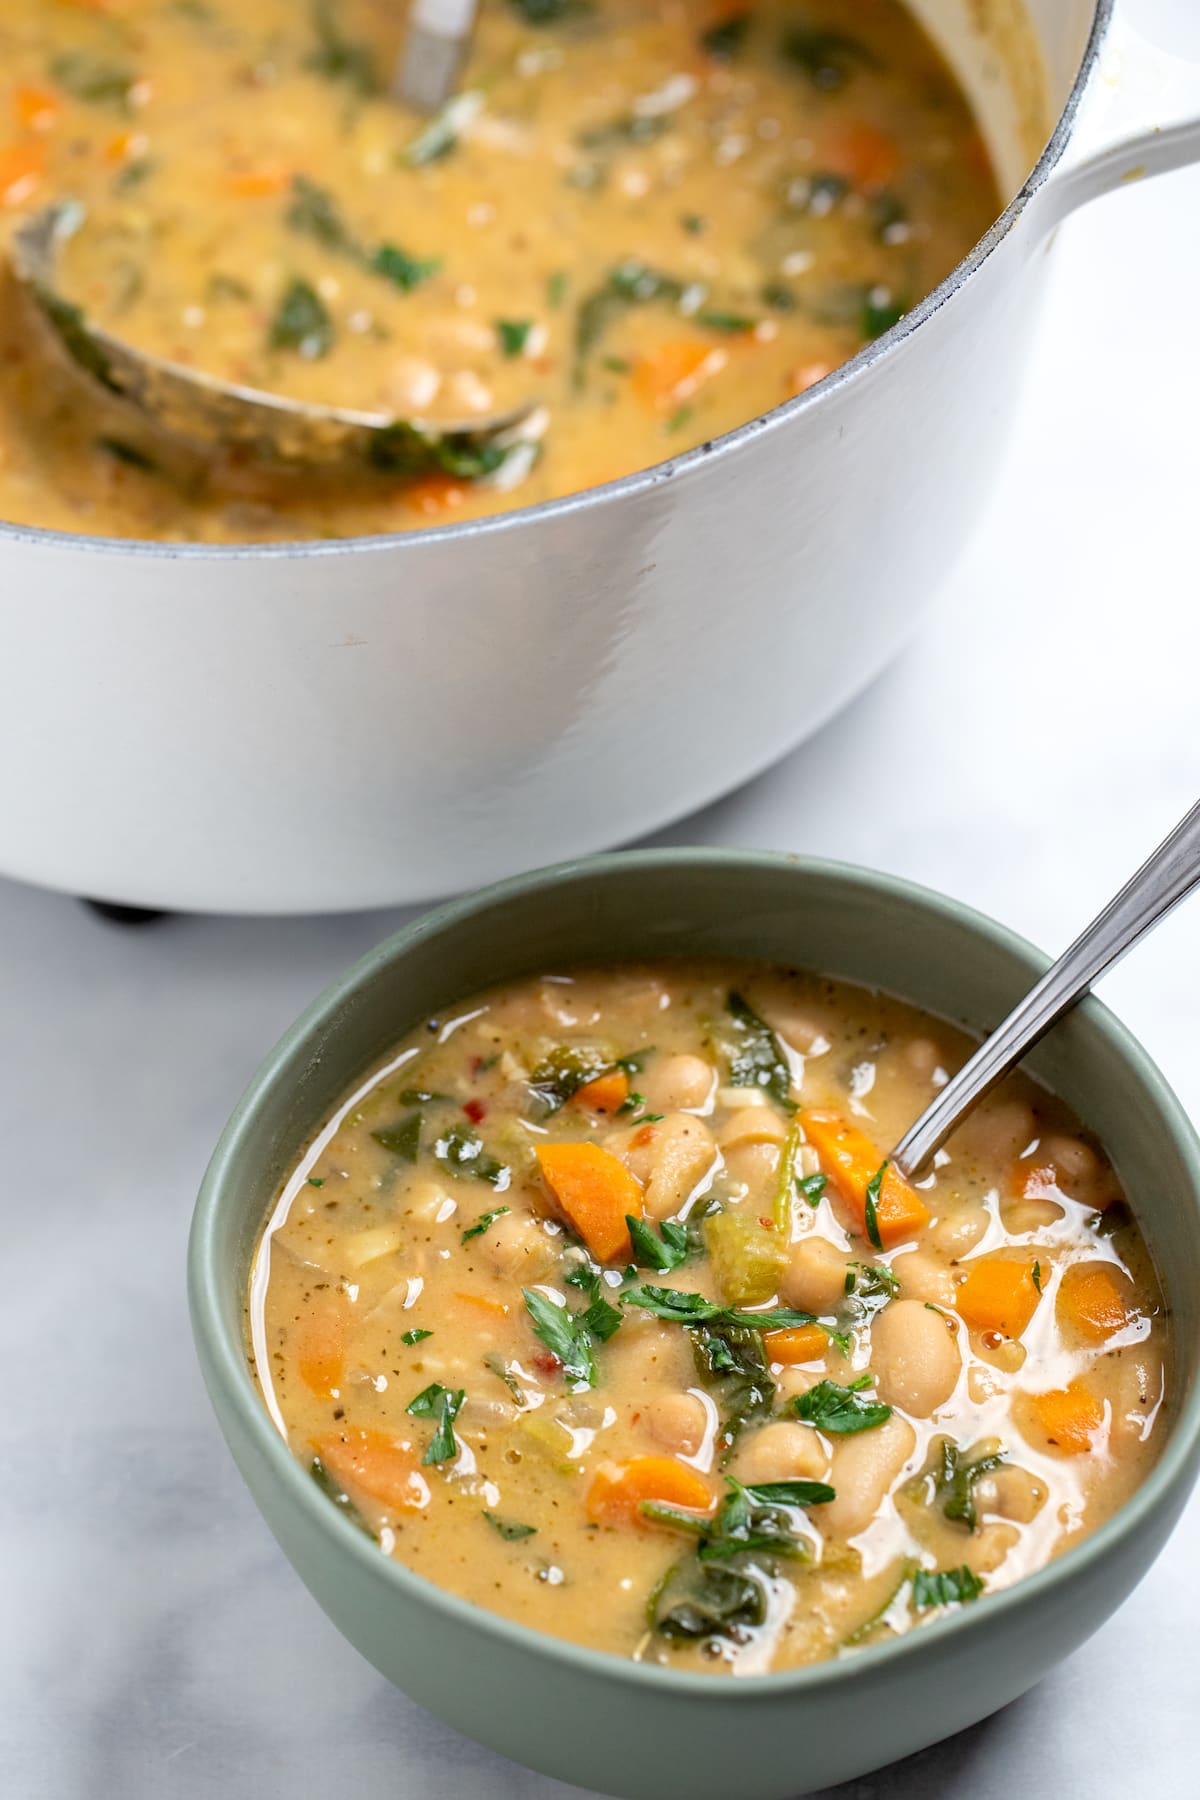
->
[1039,0,1200,224]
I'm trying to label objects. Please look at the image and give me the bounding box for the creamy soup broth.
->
[251,963,1167,1674]
[0,0,1000,541]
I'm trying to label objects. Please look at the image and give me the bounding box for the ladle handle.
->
[892,798,1200,1178]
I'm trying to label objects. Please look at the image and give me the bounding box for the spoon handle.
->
[891,797,1200,1178]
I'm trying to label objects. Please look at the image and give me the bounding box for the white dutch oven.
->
[1,0,1197,914]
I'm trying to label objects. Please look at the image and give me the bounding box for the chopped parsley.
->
[461,1205,512,1244]
[496,319,534,358]
[793,1376,892,1434]
[310,1456,374,1536]
[401,1328,432,1345]
[522,1285,621,1387]
[306,0,379,94]
[1032,1260,1043,1294]
[406,1382,465,1465]
[483,1510,537,1541]
[626,1215,690,1274]
[269,279,334,358]
[697,310,756,334]
[911,1565,984,1608]
[622,1284,817,1333]
[797,1172,828,1207]
[403,90,484,167]
[49,52,136,109]
[863,1160,888,1250]
[286,177,441,294]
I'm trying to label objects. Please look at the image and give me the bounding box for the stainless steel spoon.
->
[892,797,1200,1178]
[396,0,479,112]
[10,201,534,470]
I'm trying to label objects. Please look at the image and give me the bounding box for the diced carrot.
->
[454,1290,510,1319]
[295,1294,348,1397]
[586,1456,714,1527]
[788,358,837,397]
[573,1069,630,1114]
[106,128,149,165]
[821,123,899,189]
[312,1427,427,1513]
[802,1113,930,1248]
[956,1255,1041,1340]
[633,340,727,412]
[763,1322,828,1364]
[225,166,292,198]
[1057,1264,1134,1343]
[1009,1160,1061,1201]
[13,84,60,133]
[536,1141,644,1263]
[1029,1380,1106,1455]
[0,140,45,208]
[403,473,469,516]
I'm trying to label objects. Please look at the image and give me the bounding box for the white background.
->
[3,84,1199,1800]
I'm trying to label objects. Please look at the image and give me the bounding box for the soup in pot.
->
[0,0,1002,541]
[250,962,1167,1674]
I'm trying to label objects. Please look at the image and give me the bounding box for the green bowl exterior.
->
[189,850,1200,1799]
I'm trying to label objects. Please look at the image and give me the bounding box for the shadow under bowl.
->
[188,849,1200,1799]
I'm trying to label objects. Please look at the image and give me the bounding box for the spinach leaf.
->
[797,1172,827,1207]
[911,1564,983,1608]
[401,1327,432,1345]
[863,1160,888,1250]
[626,1215,690,1273]
[862,288,906,339]
[577,114,669,151]
[406,1382,465,1465]
[793,1376,892,1434]
[372,1111,422,1162]
[496,319,534,357]
[623,1284,816,1333]
[461,1205,511,1244]
[310,1456,374,1536]
[527,1046,608,1113]
[697,310,756,334]
[483,1351,526,1404]
[522,1285,619,1386]
[307,0,379,94]
[690,1323,775,1456]
[49,52,136,108]
[701,13,752,60]
[269,279,334,358]
[645,1476,832,1562]
[370,242,442,292]
[655,1563,768,1641]
[483,1509,537,1541]
[573,260,689,382]
[780,26,877,90]
[726,991,796,1112]
[434,1125,509,1187]
[925,1440,1006,1532]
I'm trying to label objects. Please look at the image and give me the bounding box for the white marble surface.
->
[4,150,1200,1800]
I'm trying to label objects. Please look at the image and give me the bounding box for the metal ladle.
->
[396,0,480,112]
[892,797,1200,1178]
[10,198,534,472]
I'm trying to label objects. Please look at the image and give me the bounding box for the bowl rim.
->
[4,3,1113,565]
[189,844,1200,1699]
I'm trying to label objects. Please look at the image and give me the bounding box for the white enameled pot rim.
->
[0,2,1115,565]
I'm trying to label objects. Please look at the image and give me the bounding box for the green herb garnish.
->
[1032,1261,1043,1294]
[406,1382,465,1465]
[496,319,534,358]
[269,279,334,358]
[626,1215,690,1274]
[483,1351,526,1403]
[403,89,484,166]
[49,52,136,108]
[780,26,877,90]
[793,1376,892,1434]
[310,1456,374,1536]
[623,1284,816,1333]
[521,1285,620,1386]
[306,0,379,94]
[863,1161,888,1250]
[797,1172,827,1207]
[434,1125,509,1187]
[697,310,755,334]
[725,991,796,1113]
[483,1510,537,1541]
[401,1328,432,1345]
[372,1112,422,1162]
[922,1440,1006,1532]
[461,1205,512,1244]
[912,1565,984,1608]
[286,177,440,292]
[577,113,668,151]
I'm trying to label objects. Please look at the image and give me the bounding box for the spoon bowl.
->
[10,202,537,470]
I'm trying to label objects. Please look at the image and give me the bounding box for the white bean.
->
[718,1106,790,1151]
[613,1113,717,1220]
[928,1205,989,1259]
[780,1237,851,1314]
[640,1053,714,1114]
[384,354,441,413]
[731,1421,829,1485]
[644,1391,708,1457]
[476,1210,556,1280]
[891,1249,959,1308]
[973,1464,1046,1524]
[870,1300,961,1417]
[820,1416,916,1538]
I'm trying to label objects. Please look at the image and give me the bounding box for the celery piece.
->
[704,1209,787,1306]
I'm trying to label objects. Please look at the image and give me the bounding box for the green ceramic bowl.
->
[189,851,1200,1799]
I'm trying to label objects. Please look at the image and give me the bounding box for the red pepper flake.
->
[463,1098,487,1124]
[632,1125,658,1149]
[759,1217,775,1230]
[533,1350,562,1376]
